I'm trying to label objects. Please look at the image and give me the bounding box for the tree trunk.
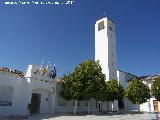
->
[88,100,91,113]
[114,100,119,111]
[136,102,140,112]
[74,100,77,114]
[148,98,151,112]
[101,101,103,112]
[107,101,109,112]
[111,101,114,111]
[138,104,140,112]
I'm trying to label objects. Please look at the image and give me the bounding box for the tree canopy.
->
[60,73,81,100]
[60,60,127,113]
[106,79,124,101]
[151,77,160,101]
[125,79,151,104]
[74,60,106,100]
[60,60,106,113]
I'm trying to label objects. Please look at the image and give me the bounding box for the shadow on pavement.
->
[27,111,150,120]
[4,111,158,120]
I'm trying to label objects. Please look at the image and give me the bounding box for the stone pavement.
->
[1,112,160,120]
[27,112,160,120]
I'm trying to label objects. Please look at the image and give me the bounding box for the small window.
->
[98,21,105,31]
[0,85,14,106]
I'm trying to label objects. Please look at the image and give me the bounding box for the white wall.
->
[55,99,97,113]
[125,97,159,112]
[32,89,53,114]
[0,64,57,117]
[25,65,56,92]
[55,82,99,113]
[117,70,140,111]
[125,99,139,111]
[0,72,30,116]
[140,80,160,112]
[107,19,117,80]
[117,70,135,88]
[120,75,160,112]
[26,64,57,114]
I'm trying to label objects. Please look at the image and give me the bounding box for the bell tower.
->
[95,17,117,81]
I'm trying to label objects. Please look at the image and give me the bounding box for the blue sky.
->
[0,0,159,76]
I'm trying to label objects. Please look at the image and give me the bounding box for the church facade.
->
[0,17,160,117]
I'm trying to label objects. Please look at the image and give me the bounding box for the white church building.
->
[0,17,160,117]
[95,17,160,113]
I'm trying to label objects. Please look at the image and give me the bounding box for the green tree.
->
[93,80,107,112]
[73,60,106,113]
[60,60,106,113]
[106,79,124,111]
[125,79,151,110]
[151,77,160,101]
[60,73,81,114]
[60,74,72,101]
[94,82,107,102]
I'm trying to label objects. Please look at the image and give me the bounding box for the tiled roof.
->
[127,74,160,82]
[0,67,24,77]
[139,74,160,81]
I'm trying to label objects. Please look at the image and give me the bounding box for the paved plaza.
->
[1,112,159,120]
[27,112,159,120]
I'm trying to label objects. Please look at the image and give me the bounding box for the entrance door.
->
[98,101,102,112]
[96,100,102,112]
[30,93,41,114]
[153,100,159,112]
[118,99,125,109]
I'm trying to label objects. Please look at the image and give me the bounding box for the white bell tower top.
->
[95,17,117,81]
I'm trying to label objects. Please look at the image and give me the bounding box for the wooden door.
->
[153,100,159,112]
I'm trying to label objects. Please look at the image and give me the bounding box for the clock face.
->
[98,21,105,31]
